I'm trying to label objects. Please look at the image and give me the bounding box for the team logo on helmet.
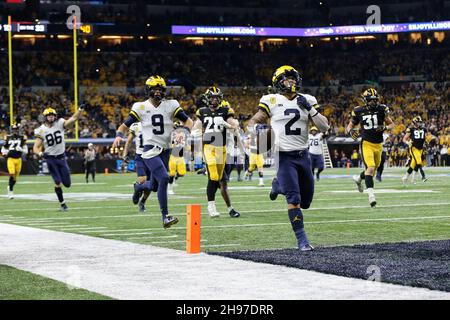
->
[204,86,223,109]
[145,75,167,101]
[362,88,379,108]
[272,65,302,94]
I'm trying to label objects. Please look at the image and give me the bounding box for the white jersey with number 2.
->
[258,93,318,152]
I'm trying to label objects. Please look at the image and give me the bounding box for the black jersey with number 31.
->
[196,106,234,146]
[351,104,389,143]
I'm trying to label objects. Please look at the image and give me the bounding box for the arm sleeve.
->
[351,110,360,125]
[34,128,44,140]
[174,107,189,122]
[258,96,271,117]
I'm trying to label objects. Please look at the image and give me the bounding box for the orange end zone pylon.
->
[186,204,201,254]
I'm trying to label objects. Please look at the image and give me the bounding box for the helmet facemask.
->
[273,69,302,94]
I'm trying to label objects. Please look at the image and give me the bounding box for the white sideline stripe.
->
[24,222,78,226]
[57,227,108,231]
[85,215,450,234]
[126,235,178,240]
[103,232,155,236]
[202,244,241,248]
[1,201,449,222]
[149,239,208,244]
[1,223,448,300]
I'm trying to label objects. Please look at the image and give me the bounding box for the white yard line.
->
[1,202,449,222]
[0,223,448,300]
[126,235,178,240]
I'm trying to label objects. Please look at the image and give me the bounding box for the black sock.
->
[360,171,365,180]
[407,167,413,174]
[55,187,65,204]
[169,176,174,184]
[258,172,263,178]
[141,189,151,204]
[365,175,374,188]
[207,179,219,202]
[9,177,16,191]
[317,168,323,178]
[86,172,89,182]
[418,166,425,179]
[92,172,95,182]
[288,208,309,247]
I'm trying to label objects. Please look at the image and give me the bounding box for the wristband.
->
[116,131,125,138]
[309,107,319,117]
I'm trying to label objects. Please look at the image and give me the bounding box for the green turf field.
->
[0,264,111,300]
[0,167,449,252]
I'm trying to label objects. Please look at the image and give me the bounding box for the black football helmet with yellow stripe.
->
[362,88,380,109]
[145,75,166,101]
[204,86,223,109]
[272,65,302,94]
[412,115,424,128]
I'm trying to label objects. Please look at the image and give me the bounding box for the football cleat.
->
[353,175,364,193]
[60,203,69,212]
[422,177,428,182]
[168,187,175,195]
[208,203,220,218]
[269,178,279,201]
[376,175,382,182]
[229,209,240,218]
[138,200,146,213]
[369,194,377,207]
[258,180,265,187]
[163,216,179,229]
[7,187,13,200]
[132,183,143,205]
[299,244,314,252]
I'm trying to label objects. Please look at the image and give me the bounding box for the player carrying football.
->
[346,88,395,207]
[193,86,241,218]
[113,75,193,228]
[1,124,28,199]
[33,107,83,211]
[248,65,330,251]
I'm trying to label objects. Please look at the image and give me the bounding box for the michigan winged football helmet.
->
[204,86,223,109]
[145,75,166,101]
[309,126,319,133]
[43,108,57,123]
[362,88,380,108]
[272,65,302,94]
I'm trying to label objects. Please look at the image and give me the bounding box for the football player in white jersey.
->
[122,122,152,213]
[247,65,329,251]
[308,126,325,181]
[33,107,83,211]
[113,75,194,228]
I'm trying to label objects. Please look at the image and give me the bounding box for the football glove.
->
[376,125,386,132]
[350,129,360,140]
[297,95,312,111]
[15,145,23,152]
[122,155,130,164]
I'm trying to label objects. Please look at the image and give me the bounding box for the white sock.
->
[227,206,233,212]
[403,173,410,180]
[411,172,416,182]
[259,178,264,184]
[367,188,375,196]
[208,201,216,208]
